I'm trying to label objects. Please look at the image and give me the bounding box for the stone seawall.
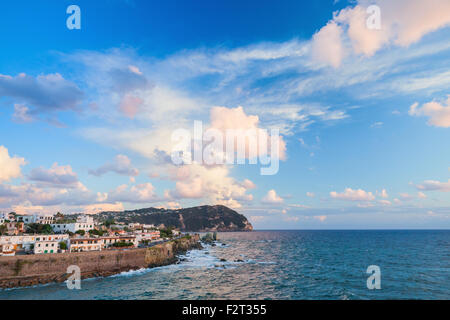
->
[0,235,201,289]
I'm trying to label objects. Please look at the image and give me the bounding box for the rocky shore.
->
[0,235,201,289]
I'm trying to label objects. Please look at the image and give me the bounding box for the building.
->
[15,215,35,224]
[128,223,142,230]
[4,222,25,235]
[100,235,138,249]
[0,213,13,224]
[16,214,55,225]
[34,240,59,254]
[134,230,160,243]
[0,234,69,253]
[69,238,102,252]
[52,215,95,233]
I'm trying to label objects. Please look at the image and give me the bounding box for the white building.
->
[16,214,55,225]
[0,213,13,222]
[134,231,160,242]
[69,237,102,252]
[100,235,138,249]
[52,215,95,233]
[0,234,69,253]
[34,240,59,254]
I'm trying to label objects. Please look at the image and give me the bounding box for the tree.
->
[89,229,104,236]
[55,212,64,221]
[159,227,173,238]
[112,241,133,248]
[59,242,67,250]
[26,223,53,234]
[0,224,7,235]
[75,230,85,236]
[103,218,116,227]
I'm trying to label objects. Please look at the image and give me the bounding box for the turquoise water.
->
[1,230,449,299]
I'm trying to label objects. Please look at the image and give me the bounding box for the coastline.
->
[0,235,201,289]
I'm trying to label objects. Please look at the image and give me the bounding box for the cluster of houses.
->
[0,212,164,257]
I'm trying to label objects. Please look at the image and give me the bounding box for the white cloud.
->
[311,0,450,67]
[107,183,159,203]
[306,192,315,198]
[83,202,124,215]
[378,199,392,206]
[416,179,450,192]
[28,163,81,189]
[168,164,253,208]
[370,121,383,128]
[262,189,284,204]
[0,146,26,182]
[378,189,389,198]
[314,215,327,222]
[399,193,415,201]
[210,106,287,161]
[12,104,34,123]
[0,73,83,121]
[89,154,139,177]
[417,191,427,199]
[241,179,256,189]
[311,21,346,68]
[409,96,450,128]
[330,188,375,201]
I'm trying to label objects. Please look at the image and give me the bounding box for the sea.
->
[0,230,449,300]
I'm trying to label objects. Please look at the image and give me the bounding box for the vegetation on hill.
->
[96,205,253,232]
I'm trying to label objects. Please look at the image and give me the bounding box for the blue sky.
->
[0,0,449,229]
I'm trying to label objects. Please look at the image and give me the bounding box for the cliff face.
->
[98,205,254,232]
[0,235,200,289]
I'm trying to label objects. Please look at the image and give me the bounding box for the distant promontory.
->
[96,205,253,232]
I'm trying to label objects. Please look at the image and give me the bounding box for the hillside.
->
[96,205,253,232]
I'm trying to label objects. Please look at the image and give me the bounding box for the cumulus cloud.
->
[409,96,450,128]
[0,73,83,116]
[417,191,427,199]
[262,189,284,204]
[0,146,26,182]
[311,21,346,68]
[168,164,253,208]
[0,181,98,208]
[12,104,34,123]
[330,188,375,201]
[311,0,450,67]
[399,193,415,201]
[83,202,124,215]
[378,189,389,198]
[241,179,256,190]
[314,215,327,222]
[210,106,287,161]
[378,199,392,206]
[28,163,80,189]
[89,154,139,177]
[107,183,159,203]
[415,179,450,192]
[306,192,315,198]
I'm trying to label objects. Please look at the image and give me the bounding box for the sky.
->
[0,0,449,229]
